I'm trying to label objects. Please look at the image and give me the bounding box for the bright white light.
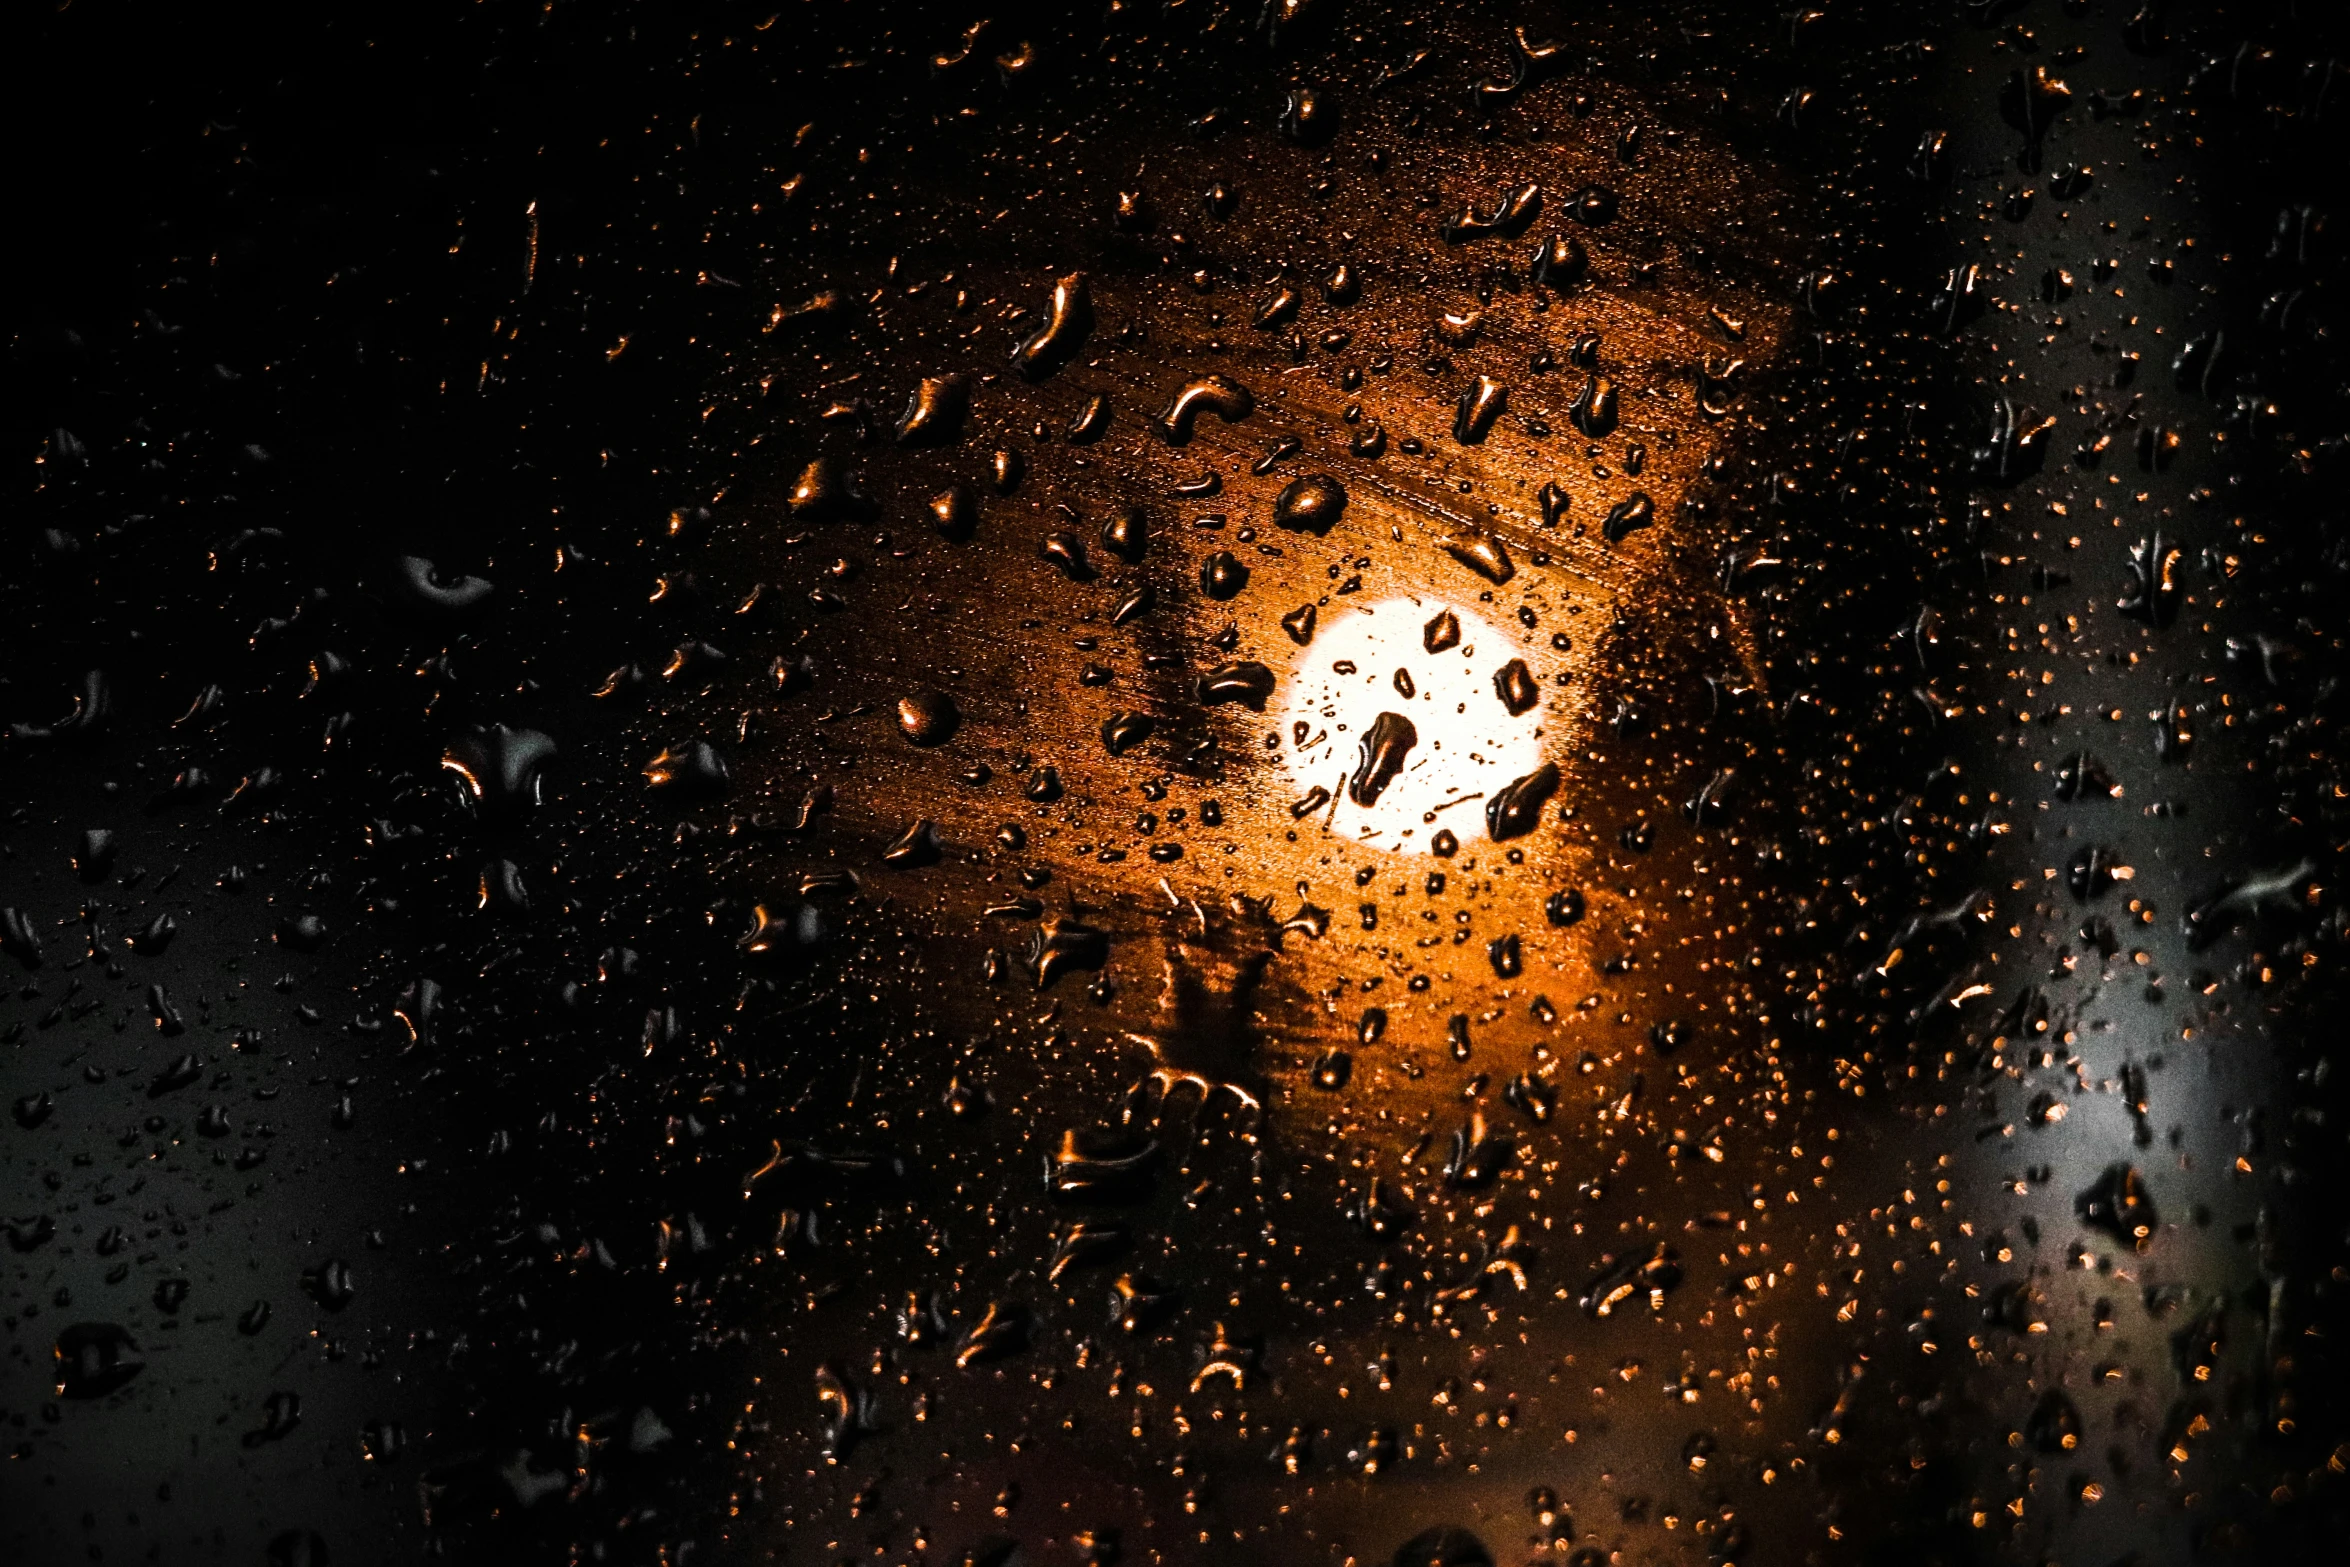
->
[1278,596,1552,855]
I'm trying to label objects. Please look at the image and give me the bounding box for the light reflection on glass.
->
[1279,595,1552,855]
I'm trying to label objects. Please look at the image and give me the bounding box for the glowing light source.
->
[1278,596,1552,854]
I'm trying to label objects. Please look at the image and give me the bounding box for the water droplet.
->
[1567,184,1619,223]
[1280,86,1332,144]
[1253,283,1302,330]
[1441,529,1514,584]
[1197,662,1276,710]
[955,1301,1029,1367]
[2119,531,2181,626]
[1154,374,1255,444]
[1099,712,1154,756]
[393,555,494,615]
[991,448,1025,493]
[1442,184,1542,243]
[1911,129,1951,183]
[1108,1272,1180,1333]
[1049,1221,1129,1282]
[789,456,875,521]
[1199,551,1250,599]
[894,373,971,446]
[931,483,981,540]
[1999,64,2073,145]
[53,1323,143,1398]
[883,820,943,867]
[1046,1126,1155,1198]
[898,691,961,746]
[1273,474,1347,534]
[1443,1112,1513,1187]
[1032,914,1111,989]
[1580,1244,1681,1317]
[1493,659,1538,715]
[1042,531,1096,581]
[1452,376,1508,444]
[301,1258,357,1311]
[1111,583,1155,624]
[1101,505,1147,563]
[2075,1163,2157,1249]
[739,901,827,958]
[1531,233,1587,288]
[1010,272,1093,381]
[642,741,730,798]
[1568,373,1618,437]
[1602,491,1655,543]
[1349,713,1418,807]
[1503,1073,1555,1122]
[443,726,558,817]
[1485,763,1559,842]
[2027,1390,2083,1453]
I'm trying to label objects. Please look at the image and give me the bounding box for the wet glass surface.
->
[13,3,2349,1564]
